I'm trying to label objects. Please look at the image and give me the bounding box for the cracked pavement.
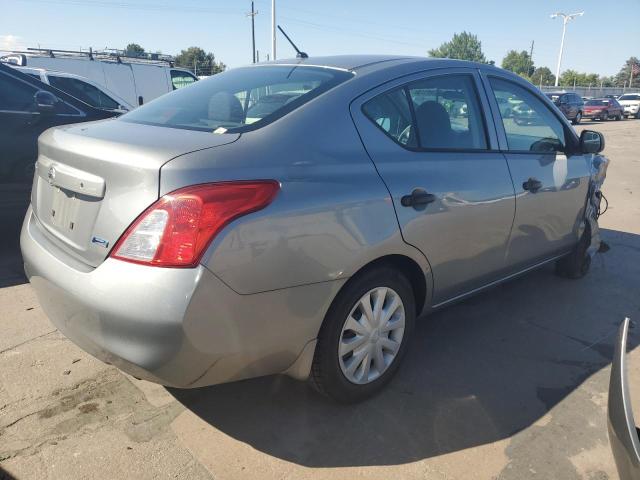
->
[1,120,639,479]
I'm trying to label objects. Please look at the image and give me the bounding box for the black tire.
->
[310,266,416,403]
[555,226,592,279]
[572,112,582,125]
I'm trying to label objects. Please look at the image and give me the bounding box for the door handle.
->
[523,177,543,193]
[401,188,437,208]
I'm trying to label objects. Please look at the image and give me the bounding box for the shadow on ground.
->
[170,228,640,468]
[0,466,17,480]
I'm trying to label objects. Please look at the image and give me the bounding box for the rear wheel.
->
[310,267,415,403]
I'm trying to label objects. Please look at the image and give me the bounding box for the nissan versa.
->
[21,56,609,403]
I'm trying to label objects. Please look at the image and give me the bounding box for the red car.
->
[583,98,625,121]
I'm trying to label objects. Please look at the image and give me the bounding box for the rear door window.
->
[361,74,488,151]
[361,88,416,148]
[406,74,487,150]
[48,76,120,110]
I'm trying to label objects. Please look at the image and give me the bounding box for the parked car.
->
[10,65,133,112]
[608,318,640,480]
[1,50,198,108]
[618,93,640,118]
[545,92,584,124]
[0,62,120,185]
[603,94,620,100]
[583,98,625,121]
[21,56,609,403]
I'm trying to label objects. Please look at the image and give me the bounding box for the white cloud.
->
[0,35,26,52]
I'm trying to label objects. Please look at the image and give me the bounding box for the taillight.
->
[110,181,280,268]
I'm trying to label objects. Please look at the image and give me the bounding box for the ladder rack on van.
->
[7,47,176,67]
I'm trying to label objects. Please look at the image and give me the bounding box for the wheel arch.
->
[341,254,429,317]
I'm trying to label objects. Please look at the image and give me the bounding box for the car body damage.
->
[584,154,610,256]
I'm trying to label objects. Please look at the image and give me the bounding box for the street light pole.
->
[551,11,584,87]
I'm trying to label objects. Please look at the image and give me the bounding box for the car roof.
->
[265,54,499,74]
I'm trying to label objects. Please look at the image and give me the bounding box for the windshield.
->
[545,93,561,103]
[122,65,353,132]
[586,100,608,106]
[619,94,640,101]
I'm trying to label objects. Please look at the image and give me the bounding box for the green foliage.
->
[501,50,534,77]
[531,66,555,86]
[125,43,145,55]
[559,70,600,87]
[428,31,487,63]
[175,46,226,76]
[614,57,640,88]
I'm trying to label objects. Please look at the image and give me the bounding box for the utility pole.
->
[246,1,258,63]
[550,12,584,87]
[528,40,535,76]
[271,0,276,60]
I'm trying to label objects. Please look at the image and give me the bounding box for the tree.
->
[614,57,640,88]
[502,50,534,77]
[175,46,226,76]
[532,66,555,86]
[125,43,145,55]
[559,70,602,87]
[428,31,487,63]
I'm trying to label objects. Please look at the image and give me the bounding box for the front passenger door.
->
[484,76,591,270]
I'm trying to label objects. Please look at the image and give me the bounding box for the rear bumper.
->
[583,111,606,118]
[21,207,341,387]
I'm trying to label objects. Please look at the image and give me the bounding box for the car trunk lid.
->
[31,119,239,267]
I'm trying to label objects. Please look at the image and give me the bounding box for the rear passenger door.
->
[482,75,591,270]
[351,69,516,305]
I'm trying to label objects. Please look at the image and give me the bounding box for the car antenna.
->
[277,25,308,59]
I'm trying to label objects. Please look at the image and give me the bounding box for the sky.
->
[2,0,639,77]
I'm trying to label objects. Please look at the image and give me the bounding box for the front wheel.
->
[310,267,415,403]
[572,112,582,125]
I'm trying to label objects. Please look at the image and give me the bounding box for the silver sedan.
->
[21,55,608,402]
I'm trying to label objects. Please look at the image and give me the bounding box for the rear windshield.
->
[121,65,353,132]
[586,100,608,106]
[619,94,640,101]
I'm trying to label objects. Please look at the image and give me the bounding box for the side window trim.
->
[480,73,579,153]
[360,71,495,153]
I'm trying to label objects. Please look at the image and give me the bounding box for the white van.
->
[1,50,198,107]
[12,66,134,112]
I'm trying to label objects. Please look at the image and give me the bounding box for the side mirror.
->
[34,90,58,113]
[580,130,605,154]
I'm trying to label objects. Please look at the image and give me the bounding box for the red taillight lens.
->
[110,181,280,267]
